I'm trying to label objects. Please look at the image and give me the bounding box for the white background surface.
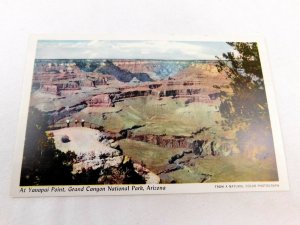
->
[0,0,299,224]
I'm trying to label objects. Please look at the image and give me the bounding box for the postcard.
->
[11,35,289,197]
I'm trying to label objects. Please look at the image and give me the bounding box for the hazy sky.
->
[36,40,234,60]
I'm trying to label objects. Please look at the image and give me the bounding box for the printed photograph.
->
[20,40,278,186]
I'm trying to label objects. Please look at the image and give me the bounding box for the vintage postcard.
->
[11,35,288,197]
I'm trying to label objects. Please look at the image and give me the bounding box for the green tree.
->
[216,42,276,161]
[216,42,270,127]
[20,107,76,185]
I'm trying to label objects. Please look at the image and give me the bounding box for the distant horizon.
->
[36,40,234,60]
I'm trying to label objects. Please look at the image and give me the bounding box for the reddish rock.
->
[128,133,191,149]
[89,94,112,107]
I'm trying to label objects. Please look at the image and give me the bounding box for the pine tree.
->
[216,42,270,128]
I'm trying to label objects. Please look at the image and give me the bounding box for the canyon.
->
[26,59,277,184]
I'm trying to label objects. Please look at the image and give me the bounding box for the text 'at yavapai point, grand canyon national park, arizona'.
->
[19,40,279,187]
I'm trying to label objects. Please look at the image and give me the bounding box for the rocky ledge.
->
[49,127,160,184]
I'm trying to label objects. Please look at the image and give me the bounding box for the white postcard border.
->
[10,34,289,197]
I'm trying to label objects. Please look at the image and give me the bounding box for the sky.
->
[36,40,234,60]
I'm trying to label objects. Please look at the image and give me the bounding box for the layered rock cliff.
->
[95,60,153,83]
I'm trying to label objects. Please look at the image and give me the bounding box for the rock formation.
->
[88,94,113,107]
[95,60,153,82]
[50,127,160,184]
[127,133,192,149]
